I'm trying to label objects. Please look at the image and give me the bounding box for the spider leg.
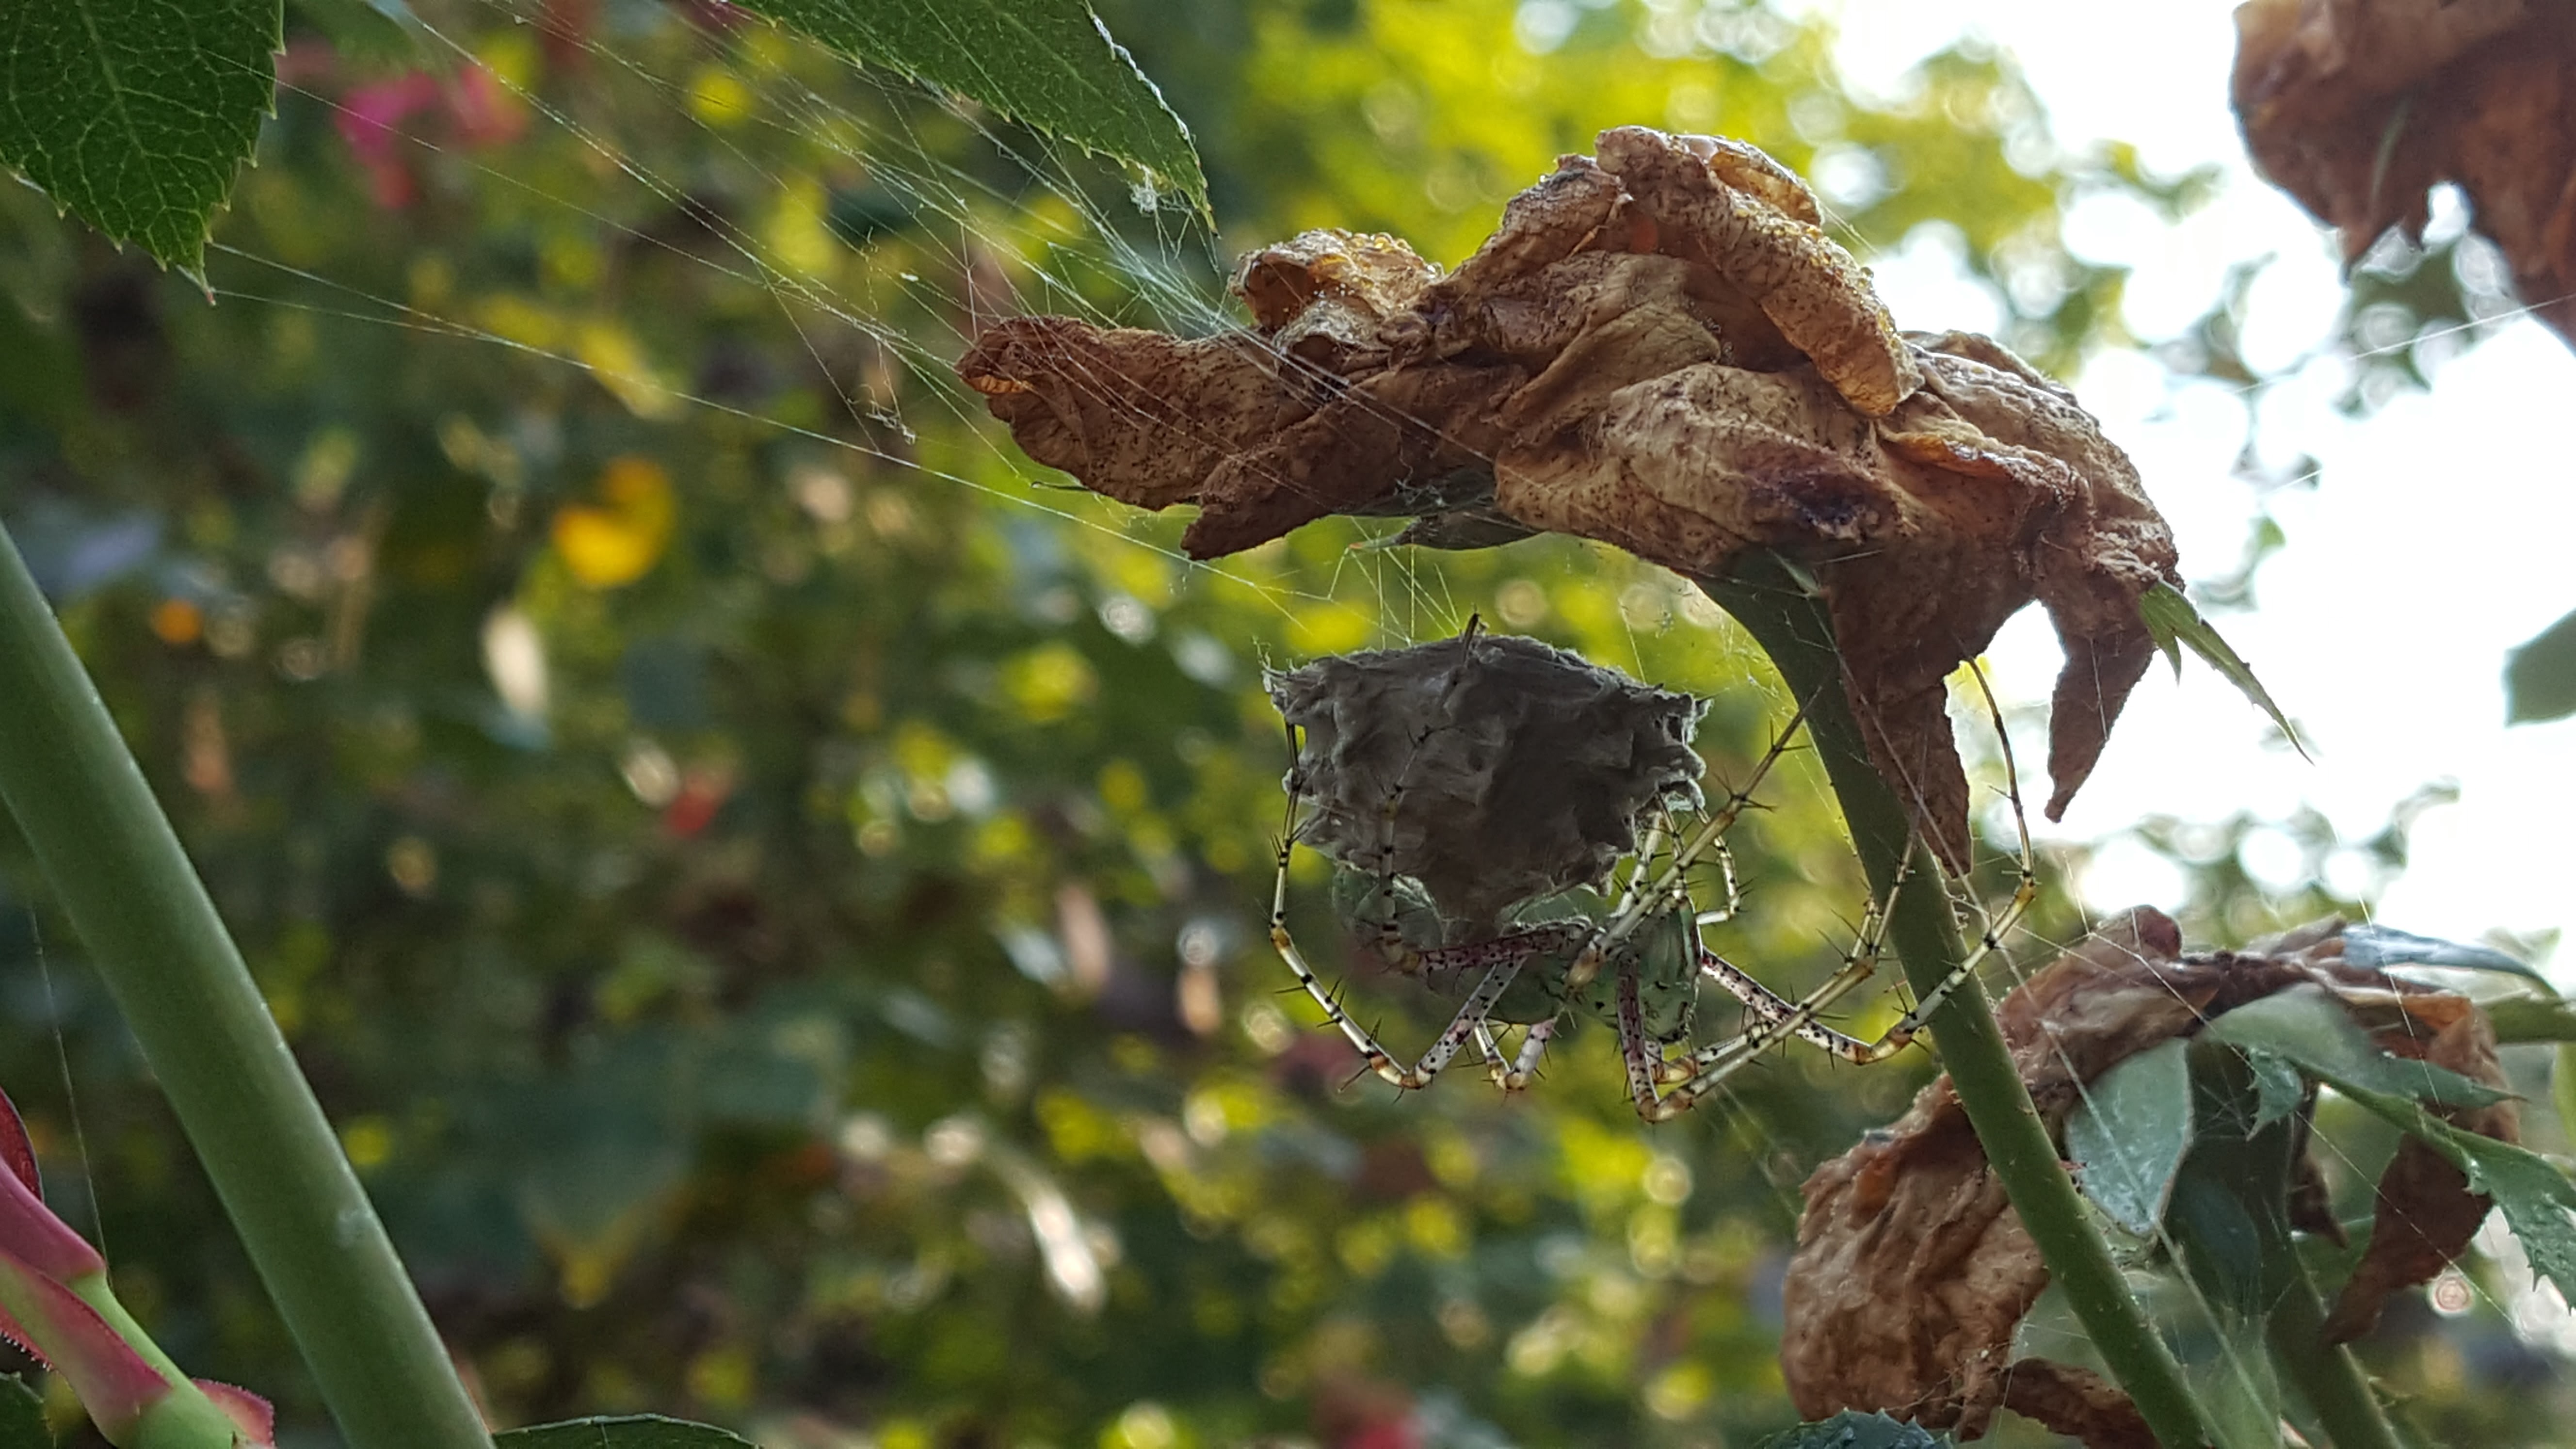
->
[1272,830,1541,1087]
[1646,663,2043,1114]
[1494,1017,1558,1091]
[1685,872,1899,1058]
[1569,687,1819,990]
[1614,959,1666,1114]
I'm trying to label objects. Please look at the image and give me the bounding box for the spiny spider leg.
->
[1565,688,1820,991]
[1636,663,2041,1119]
[1614,963,1664,1109]
[1272,800,1566,1088]
[1494,1017,1557,1090]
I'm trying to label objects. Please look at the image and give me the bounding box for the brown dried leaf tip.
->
[1780,909,2517,1447]
[2235,0,2576,343]
[958,127,2180,869]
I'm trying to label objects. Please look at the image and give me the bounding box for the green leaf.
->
[2488,995,2576,1045]
[2319,1075,2576,1308]
[2170,1044,2300,1317]
[0,1375,45,1449]
[728,0,1208,223]
[2505,604,2576,724]
[0,0,281,277]
[1753,1411,1951,1449]
[2245,1047,2306,1133]
[2137,582,2308,758]
[2065,1038,2194,1237]
[496,1416,758,1449]
[2202,987,2508,1112]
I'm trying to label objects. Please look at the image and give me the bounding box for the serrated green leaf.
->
[1754,1410,1950,1449]
[0,0,281,277]
[2505,604,2576,724]
[2244,1047,2306,1134]
[729,0,1208,223]
[2137,582,2308,758]
[0,1375,44,1449]
[496,1415,758,1449]
[2066,1038,2195,1236]
[2203,987,2508,1112]
[2321,1076,2576,1308]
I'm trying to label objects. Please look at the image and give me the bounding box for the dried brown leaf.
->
[1998,1361,2156,1449]
[1592,126,1920,416]
[959,128,2182,862]
[1781,910,2209,1439]
[1234,229,1439,365]
[2235,0,2576,341]
[2321,993,2519,1342]
[956,316,1312,511]
[1781,909,2518,1442]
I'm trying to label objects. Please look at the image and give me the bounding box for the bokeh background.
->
[0,0,2568,1445]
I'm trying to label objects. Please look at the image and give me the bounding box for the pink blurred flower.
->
[335,64,527,209]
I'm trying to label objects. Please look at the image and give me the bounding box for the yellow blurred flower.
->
[552,456,677,588]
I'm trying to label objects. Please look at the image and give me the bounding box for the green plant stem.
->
[2484,994,2576,1044]
[1698,559,2213,1449]
[2266,1258,2405,1449]
[0,525,491,1449]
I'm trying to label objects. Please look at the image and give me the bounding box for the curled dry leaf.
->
[2234,0,2576,342]
[1780,909,2516,1444]
[958,127,2179,868]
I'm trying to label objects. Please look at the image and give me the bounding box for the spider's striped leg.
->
[1493,1017,1558,1091]
[1650,671,2045,1114]
[1271,831,1546,1088]
[1683,881,1898,1072]
[1570,688,1820,991]
[1650,866,2031,1115]
[1613,960,1666,1114]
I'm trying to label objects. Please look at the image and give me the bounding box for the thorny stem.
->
[0,525,493,1449]
[1698,556,2215,1449]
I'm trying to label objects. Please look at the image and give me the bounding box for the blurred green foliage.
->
[0,0,2564,1445]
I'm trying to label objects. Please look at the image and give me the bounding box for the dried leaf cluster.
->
[2235,0,2576,342]
[1780,909,2517,1446]
[960,127,2180,867]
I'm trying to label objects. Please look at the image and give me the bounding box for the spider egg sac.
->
[1268,626,1706,933]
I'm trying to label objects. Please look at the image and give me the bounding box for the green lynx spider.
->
[1268,670,2037,1123]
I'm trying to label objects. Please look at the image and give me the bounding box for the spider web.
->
[163,0,2576,1436]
